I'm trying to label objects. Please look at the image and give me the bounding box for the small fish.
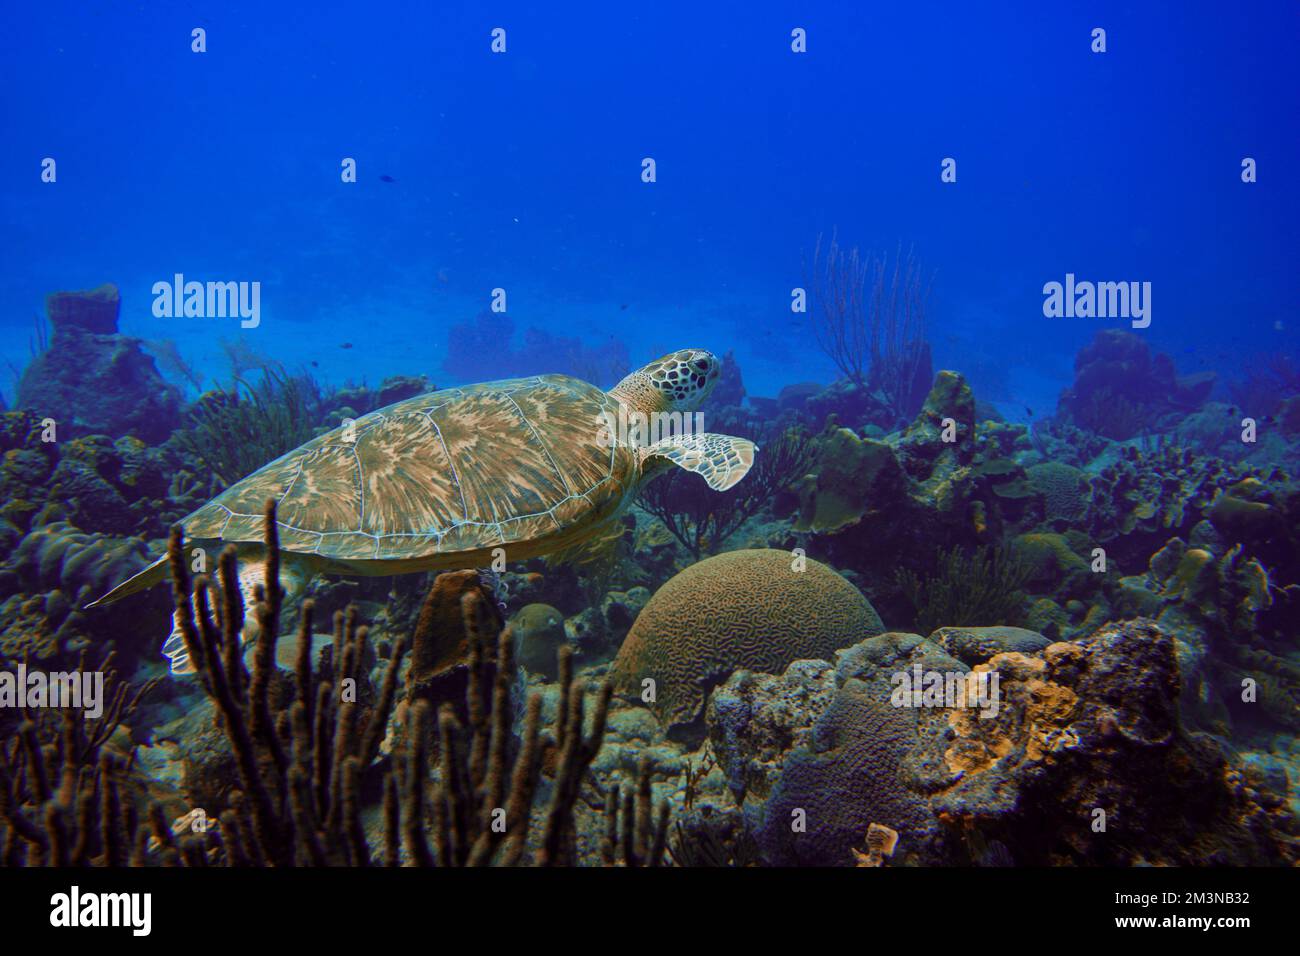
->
[379,174,396,183]
[340,342,353,350]
[310,360,319,368]
[620,303,629,311]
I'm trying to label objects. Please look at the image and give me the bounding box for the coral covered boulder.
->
[793,426,906,533]
[706,619,1298,866]
[707,632,956,866]
[928,624,1051,665]
[16,284,182,442]
[609,548,884,739]
[0,522,157,669]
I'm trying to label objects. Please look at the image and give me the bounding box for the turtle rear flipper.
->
[642,433,758,492]
[89,546,314,676]
[162,553,315,675]
[84,554,170,609]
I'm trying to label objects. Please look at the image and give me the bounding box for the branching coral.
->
[0,650,160,865]
[170,365,325,486]
[150,499,621,867]
[896,545,1031,635]
[805,232,933,425]
[638,425,811,560]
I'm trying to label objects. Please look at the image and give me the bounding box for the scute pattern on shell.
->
[181,375,632,560]
[610,548,885,731]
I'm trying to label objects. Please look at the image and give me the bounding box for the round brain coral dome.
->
[609,548,885,738]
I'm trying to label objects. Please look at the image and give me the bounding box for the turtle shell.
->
[180,375,636,571]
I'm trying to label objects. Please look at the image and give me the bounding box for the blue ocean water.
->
[1,1,1296,413]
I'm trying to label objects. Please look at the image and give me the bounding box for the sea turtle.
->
[89,349,756,674]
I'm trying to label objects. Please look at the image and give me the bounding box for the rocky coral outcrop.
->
[1116,535,1300,736]
[322,374,437,427]
[1085,444,1288,568]
[792,372,1008,606]
[928,625,1051,665]
[707,632,959,865]
[16,284,182,443]
[0,522,158,670]
[704,620,1298,866]
[1056,329,1215,441]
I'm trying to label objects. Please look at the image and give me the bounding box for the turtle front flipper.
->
[641,433,758,492]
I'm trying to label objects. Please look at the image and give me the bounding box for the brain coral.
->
[1026,461,1089,525]
[609,548,884,736]
[752,677,932,866]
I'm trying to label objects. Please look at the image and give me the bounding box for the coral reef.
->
[119,501,628,867]
[0,410,204,539]
[320,373,437,428]
[3,274,1298,873]
[0,522,155,670]
[1117,536,1300,736]
[708,645,943,866]
[1084,443,1285,566]
[928,624,1051,666]
[792,371,990,596]
[0,651,160,865]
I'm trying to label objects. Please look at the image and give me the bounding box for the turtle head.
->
[611,349,722,415]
